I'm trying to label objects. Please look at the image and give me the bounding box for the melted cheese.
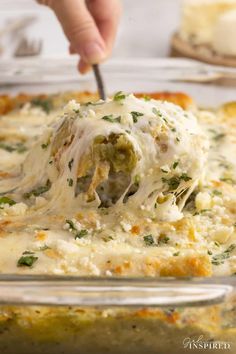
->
[0,93,235,277]
[0,95,207,222]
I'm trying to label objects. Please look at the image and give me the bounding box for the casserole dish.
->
[0,58,236,354]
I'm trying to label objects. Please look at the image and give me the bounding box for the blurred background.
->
[0,0,180,59]
[0,0,236,68]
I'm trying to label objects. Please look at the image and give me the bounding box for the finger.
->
[46,0,107,64]
[87,0,122,55]
[69,44,77,55]
[78,59,91,74]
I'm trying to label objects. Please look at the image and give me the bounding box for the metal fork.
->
[14,37,42,57]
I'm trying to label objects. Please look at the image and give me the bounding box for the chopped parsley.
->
[31,97,53,114]
[0,196,16,206]
[212,190,222,196]
[220,177,235,184]
[152,107,161,116]
[162,176,180,191]
[211,244,236,265]
[17,251,38,267]
[143,234,155,246]
[75,229,88,239]
[134,174,140,185]
[23,179,51,199]
[68,158,74,171]
[66,219,77,232]
[0,142,27,154]
[162,174,191,191]
[161,168,168,174]
[143,95,151,101]
[67,178,74,187]
[65,219,88,240]
[158,234,170,244]
[130,111,144,123]
[113,91,126,101]
[172,161,179,170]
[101,115,121,123]
[180,173,192,182]
[213,133,225,141]
[209,129,225,142]
[102,235,114,242]
[41,142,49,149]
[39,245,51,251]
[173,251,180,256]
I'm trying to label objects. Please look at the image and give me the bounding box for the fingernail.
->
[82,42,106,64]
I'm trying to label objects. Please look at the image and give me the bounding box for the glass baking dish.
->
[0,57,236,354]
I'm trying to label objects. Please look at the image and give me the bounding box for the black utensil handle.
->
[93,64,106,100]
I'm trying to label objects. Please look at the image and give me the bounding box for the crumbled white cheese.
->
[211,226,234,244]
[195,192,212,211]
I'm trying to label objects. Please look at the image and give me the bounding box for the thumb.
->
[40,0,107,64]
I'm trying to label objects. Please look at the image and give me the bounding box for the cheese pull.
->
[0,94,208,222]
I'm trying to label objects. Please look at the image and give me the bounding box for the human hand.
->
[38,0,121,73]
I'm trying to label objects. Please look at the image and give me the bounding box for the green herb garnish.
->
[113,91,126,101]
[152,107,163,118]
[101,115,121,123]
[0,142,27,154]
[173,251,180,256]
[17,251,38,267]
[75,229,88,239]
[220,178,235,184]
[68,158,74,171]
[143,95,151,101]
[211,244,236,265]
[180,173,192,182]
[23,179,51,199]
[209,129,225,142]
[41,142,49,149]
[0,196,16,206]
[31,98,53,114]
[131,111,144,123]
[66,219,88,240]
[212,190,222,196]
[143,234,155,246]
[172,161,179,169]
[66,219,77,232]
[134,174,140,185]
[213,133,225,141]
[162,173,191,191]
[39,245,51,251]
[67,178,74,187]
[158,234,170,244]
